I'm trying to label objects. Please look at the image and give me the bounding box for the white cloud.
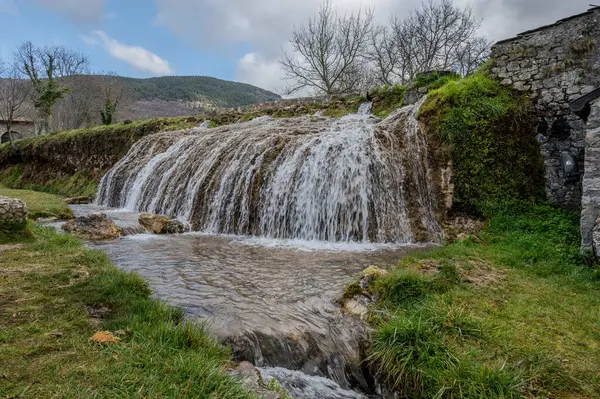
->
[83,31,174,76]
[237,52,286,94]
[153,0,594,90]
[27,0,107,25]
[0,0,17,15]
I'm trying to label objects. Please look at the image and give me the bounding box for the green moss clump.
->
[342,281,364,299]
[419,74,545,214]
[372,84,407,118]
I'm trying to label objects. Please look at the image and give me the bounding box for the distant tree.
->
[369,0,490,84]
[280,0,374,95]
[15,41,89,134]
[0,59,31,149]
[100,72,130,125]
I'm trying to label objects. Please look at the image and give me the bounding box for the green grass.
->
[0,166,98,198]
[367,202,600,398]
[0,186,74,220]
[0,224,255,398]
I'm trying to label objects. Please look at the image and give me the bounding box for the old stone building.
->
[0,117,36,144]
[490,6,600,210]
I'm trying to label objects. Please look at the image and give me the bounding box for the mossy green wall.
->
[419,74,546,214]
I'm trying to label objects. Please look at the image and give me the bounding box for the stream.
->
[55,205,429,398]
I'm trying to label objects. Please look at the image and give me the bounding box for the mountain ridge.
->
[118,75,282,108]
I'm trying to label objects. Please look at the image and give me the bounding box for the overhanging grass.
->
[0,185,74,220]
[0,225,255,398]
[368,202,600,398]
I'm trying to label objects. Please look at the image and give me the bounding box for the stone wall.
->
[581,98,600,253]
[490,7,600,209]
[0,195,28,225]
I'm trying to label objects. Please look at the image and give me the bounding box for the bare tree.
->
[281,0,374,95]
[369,0,490,84]
[15,41,90,135]
[100,72,131,125]
[0,60,31,149]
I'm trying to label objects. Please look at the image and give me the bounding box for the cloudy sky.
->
[0,0,593,93]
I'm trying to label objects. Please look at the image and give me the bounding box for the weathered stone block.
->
[0,196,28,226]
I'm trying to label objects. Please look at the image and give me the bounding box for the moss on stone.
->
[371,84,407,118]
[419,73,545,214]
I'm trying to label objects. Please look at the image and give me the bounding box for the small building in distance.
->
[0,117,36,144]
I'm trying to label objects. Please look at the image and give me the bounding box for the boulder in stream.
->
[339,266,388,319]
[139,213,185,234]
[62,213,122,240]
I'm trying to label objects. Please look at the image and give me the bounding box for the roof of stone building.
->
[495,6,600,45]
[570,87,600,114]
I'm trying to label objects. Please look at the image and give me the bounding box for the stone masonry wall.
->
[0,195,28,225]
[490,7,600,209]
[581,99,600,252]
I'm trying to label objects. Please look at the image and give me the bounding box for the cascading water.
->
[97,99,442,243]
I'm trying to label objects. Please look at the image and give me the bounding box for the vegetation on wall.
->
[419,73,546,214]
[365,202,600,398]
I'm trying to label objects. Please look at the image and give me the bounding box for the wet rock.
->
[339,266,388,319]
[64,196,93,205]
[139,213,185,234]
[62,213,122,240]
[260,367,369,399]
[228,361,283,399]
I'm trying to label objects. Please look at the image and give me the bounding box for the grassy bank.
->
[0,186,74,220]
[365,203,600,398]
[0,225,255,398]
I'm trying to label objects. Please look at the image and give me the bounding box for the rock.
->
[358,266,388,290]
[228,362,283,399]
[36,217,58,223]
[0,196,28,226]
[592,217,600,257]
[62,213,122,240]
[444,216,484,243]
[339,266,388,319]
[139,213,185,234]
[64,196,93,205]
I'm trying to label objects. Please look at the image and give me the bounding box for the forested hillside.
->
[120,76,281,108]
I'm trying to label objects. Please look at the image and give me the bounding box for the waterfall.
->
[96,100,442,243]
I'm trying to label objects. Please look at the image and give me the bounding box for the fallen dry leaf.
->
[91,331,120,344]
